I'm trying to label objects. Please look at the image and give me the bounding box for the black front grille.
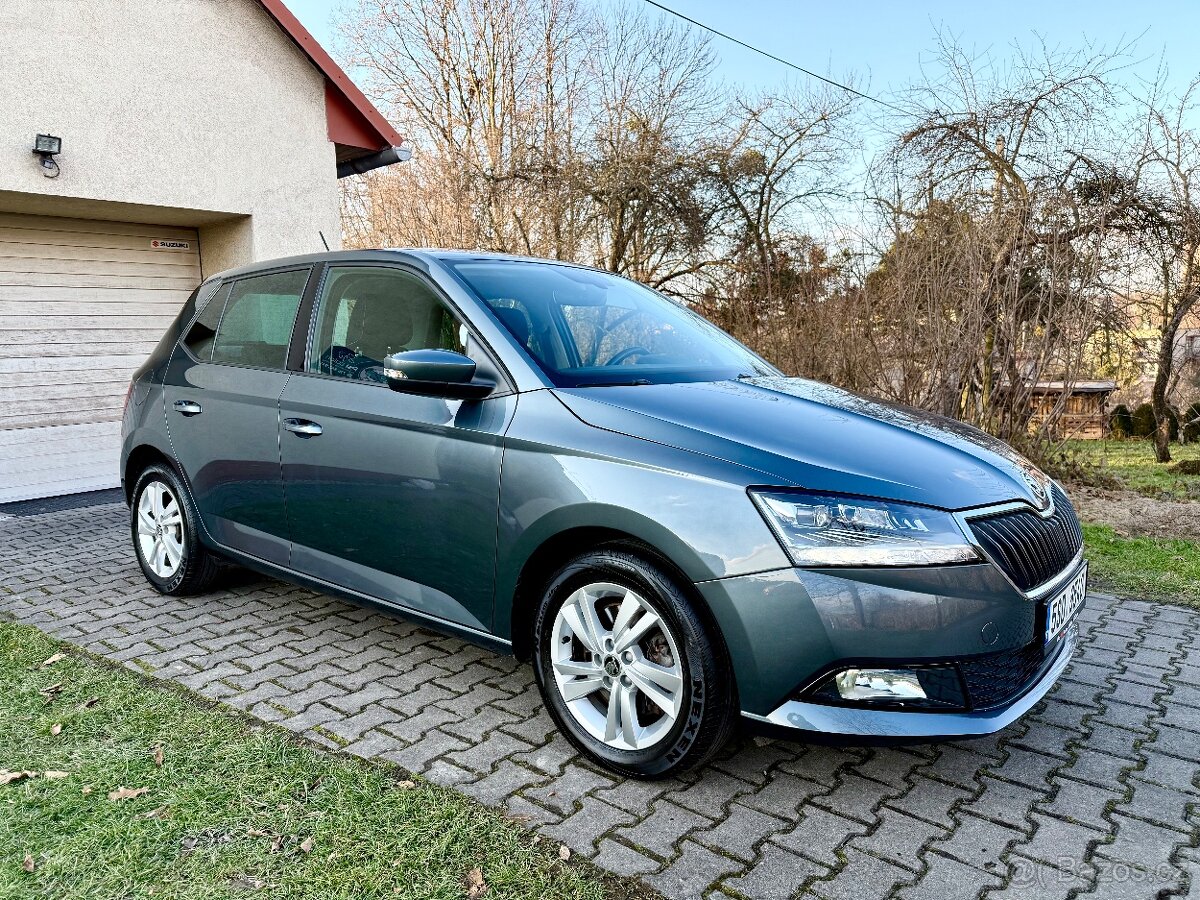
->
[968,483,1083,592]
[959,640,1051,709]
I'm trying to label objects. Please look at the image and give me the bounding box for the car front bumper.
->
[696,559,1084,739]
[743,622,1077,738]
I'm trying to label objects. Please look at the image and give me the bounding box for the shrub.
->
[1131,403,1156,437]
[1183,402,1200,442]
[1109,404,1133,438]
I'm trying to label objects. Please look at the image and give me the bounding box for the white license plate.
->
[1045,563,1088,643]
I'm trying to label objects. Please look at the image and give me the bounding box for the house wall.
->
[0,0,342,275]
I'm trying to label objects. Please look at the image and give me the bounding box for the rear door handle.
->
[283,418,323,437]
[172,399,203,416]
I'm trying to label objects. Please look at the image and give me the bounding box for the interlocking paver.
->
[722,843,827,900]
[614,800,711,860]
[5,501,1200,900]
[772,805,869,866]
[886,775,973,825]
[986,855,1090,900]
[1039,776,1122,832]
[525,762,614,815]
[849,806,948,872]
[899,852,1004,900]
[692,801,786,862]
[812,847,916,900]
[540,795,635,858]
[959,776,1046,833]
[932,813,1023,873]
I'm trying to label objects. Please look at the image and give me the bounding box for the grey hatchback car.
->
[121,249,1088,777]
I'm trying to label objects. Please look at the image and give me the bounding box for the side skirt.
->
[205,541,514,656]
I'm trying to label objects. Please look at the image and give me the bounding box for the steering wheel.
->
[603,346,652,366]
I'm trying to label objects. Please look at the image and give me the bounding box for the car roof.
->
[207,248,607,283]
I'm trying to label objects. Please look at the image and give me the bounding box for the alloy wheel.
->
[136,480,185,579]
[550,581,685,750]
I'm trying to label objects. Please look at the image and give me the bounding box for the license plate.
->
[1045,563,1088,643]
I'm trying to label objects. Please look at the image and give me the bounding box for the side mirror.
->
[384,349,494,400]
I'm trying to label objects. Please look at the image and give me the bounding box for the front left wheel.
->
[130,463,220,595]
[532,547,737,778]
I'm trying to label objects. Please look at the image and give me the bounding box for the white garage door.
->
[0,213,201,503]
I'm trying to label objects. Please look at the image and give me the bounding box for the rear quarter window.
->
[183,282,231,361]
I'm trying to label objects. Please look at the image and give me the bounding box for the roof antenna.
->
[318,230,330,251]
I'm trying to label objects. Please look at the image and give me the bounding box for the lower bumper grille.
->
[960,634,1064,709]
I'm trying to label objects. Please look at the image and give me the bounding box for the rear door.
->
[278,264,515,631]
[163,266,311,565]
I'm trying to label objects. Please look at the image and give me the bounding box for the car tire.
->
[130,463,221,595]
[532,546,737,778]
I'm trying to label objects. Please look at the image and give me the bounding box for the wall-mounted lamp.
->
[33,133,62,178]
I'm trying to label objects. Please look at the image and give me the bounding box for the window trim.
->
[291,261,516,395]
[179,264,314,372]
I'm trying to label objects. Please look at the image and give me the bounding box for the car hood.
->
[554,376,1052,511]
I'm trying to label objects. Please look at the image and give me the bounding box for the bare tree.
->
[1127,78,1200,461]
[860,35,1138,444]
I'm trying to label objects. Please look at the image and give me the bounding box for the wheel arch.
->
[506,521,729,671]
[123,444,178,503]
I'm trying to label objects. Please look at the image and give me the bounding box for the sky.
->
[286,0,1200,104]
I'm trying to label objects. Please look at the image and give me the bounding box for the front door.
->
[163,267,311,565]
[279,264,514,632]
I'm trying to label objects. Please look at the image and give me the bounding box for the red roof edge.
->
[256,0,405,151]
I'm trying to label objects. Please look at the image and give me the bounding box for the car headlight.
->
[749,489,980,567]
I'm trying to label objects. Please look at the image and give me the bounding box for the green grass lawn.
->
[1063,438,1200,497]
[1084,524,1200,608]
[0,623,630,900]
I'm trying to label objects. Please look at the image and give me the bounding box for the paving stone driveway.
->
[2,501,1198,900]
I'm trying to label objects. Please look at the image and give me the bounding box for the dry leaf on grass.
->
[81,785,93,795]
[43,771,69,780]
[0,771,37,786]
[558,845,571,861]
[40,653,66,668]
[50,724,62,736]
[299,837,314,854]
[142,807,170,819]
[79,697,100,709]
[109,786,149,801]
[39,683,63,700]
[22,854,35,873]
[466,866,487,898]
[152,745,164,768]
[228,875,266,890]
[397,780,416,789]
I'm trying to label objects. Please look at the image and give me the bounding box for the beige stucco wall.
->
[0,0,342,275]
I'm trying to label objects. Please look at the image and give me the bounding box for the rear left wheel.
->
[130,463,220,595]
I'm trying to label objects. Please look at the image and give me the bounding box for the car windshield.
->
[444,259,777,387]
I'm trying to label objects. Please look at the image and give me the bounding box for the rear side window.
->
[208,269,309,369]
[183,283,231,361]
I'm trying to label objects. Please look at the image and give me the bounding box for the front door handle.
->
[283,418,323,437]
[173,399,203,416]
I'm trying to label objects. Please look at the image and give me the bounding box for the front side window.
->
[206,269,309,369]
[308,266,466,383]
[445,259,776,387]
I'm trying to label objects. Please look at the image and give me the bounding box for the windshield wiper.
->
[582,378,652,387]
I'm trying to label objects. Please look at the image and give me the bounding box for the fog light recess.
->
[835,668,924,701]
[809,665,967,709]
